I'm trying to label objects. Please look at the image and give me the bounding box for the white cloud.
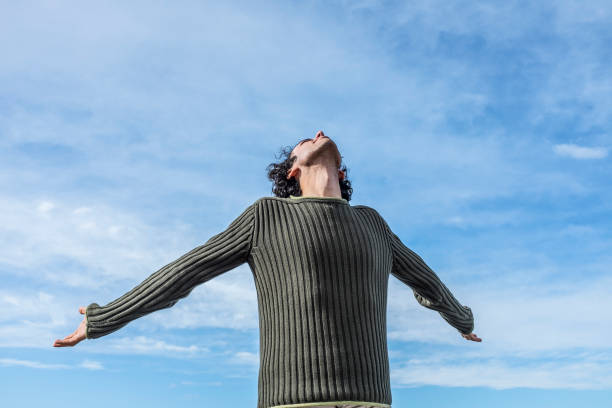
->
[0,290,79,348]
[148,270,258,330]
[0,197,202,288]
[387,273,612,389]
[391,355,612,390]
[553,144,608,159]
[0,358,70,370]
[229,351,259,366]
[104,336,207,356]
[37,201,55,213]
[388,273,612,351]
[80,359,104,370]
[0,358,104,371]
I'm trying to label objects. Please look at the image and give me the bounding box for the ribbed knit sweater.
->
[85,195,474,408]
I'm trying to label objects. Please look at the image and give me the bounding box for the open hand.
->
[461,332,482,342]
[53,306,87,347]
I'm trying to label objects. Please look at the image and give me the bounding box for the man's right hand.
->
[461,332,482,342]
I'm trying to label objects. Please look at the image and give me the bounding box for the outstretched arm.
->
[383,219,481,341]
[53,200,258,346]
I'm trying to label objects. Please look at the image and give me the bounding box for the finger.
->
[54,335,81,347]
[54,339,69,347]
[462,333,482,342]
[65,329,78,339]
[64,329,82,341]
[56,339,75,347]
[79,306,86,314]
[57,335,74,345]
[54,338,73,347]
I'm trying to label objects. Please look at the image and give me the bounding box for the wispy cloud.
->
[0,358,70,370]
[0,358,104,370]
[104,336,207,356]
[391,353,612,390]
[148,271,258,330]
[553,144,608,159]
[80,359,104,370]
[228,351,259,366]
[0,196,203,287]
[0,290,78,348]
[388,272,612,349]
[387,272,612,389]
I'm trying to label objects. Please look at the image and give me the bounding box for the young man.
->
[54,130,481,408]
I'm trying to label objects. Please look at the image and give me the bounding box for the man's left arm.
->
[380,216,475,335]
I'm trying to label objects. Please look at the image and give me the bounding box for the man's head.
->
[287,130,345,180]
[266,131,353,201]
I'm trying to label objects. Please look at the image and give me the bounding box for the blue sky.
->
[1,0,611,407]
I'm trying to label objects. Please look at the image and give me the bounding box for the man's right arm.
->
[84,200,258,339]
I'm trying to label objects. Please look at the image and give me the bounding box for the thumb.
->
[79,306,86,315]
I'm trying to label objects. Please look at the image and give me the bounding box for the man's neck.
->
[298,164,342,199]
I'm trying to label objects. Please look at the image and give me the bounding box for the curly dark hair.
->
[266,138,353,201]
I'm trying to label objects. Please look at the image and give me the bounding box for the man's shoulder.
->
[254,196,287,205]
[353,204,391,228]
[353,203,381,215]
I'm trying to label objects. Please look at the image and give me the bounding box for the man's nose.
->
[315,130,325,139]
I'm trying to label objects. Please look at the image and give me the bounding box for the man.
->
[54,130,481,408]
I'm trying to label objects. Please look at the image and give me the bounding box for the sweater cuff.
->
[85,302,100,340]
[458,305,474,335]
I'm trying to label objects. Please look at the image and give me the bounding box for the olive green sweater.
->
[85,195,474,408]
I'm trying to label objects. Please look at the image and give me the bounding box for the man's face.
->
[288,131,343,178]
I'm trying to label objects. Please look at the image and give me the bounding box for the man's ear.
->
[338,170,345,181]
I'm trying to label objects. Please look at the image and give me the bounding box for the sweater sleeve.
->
[382,218,474,335]
[85,200,258,339]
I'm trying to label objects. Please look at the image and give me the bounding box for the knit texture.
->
[85,196,474,408]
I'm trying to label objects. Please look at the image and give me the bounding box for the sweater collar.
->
[289,194,348,203]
